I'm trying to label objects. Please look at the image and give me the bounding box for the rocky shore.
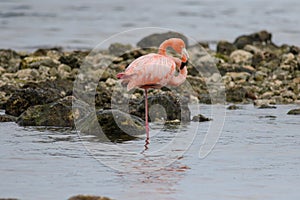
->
[0,30,299,131]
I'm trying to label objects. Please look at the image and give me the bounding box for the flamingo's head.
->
[167,38,189,69]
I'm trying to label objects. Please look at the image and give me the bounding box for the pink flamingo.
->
[117,38,189,141]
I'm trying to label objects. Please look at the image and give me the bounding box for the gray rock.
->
[137,31,188,48]
[230,50,253,64]
[108,43,133,56]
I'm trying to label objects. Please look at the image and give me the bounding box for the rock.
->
[287,108,300,115]
[230,50,253,64]
[59,51,89,69]
[0,66,6,75]
[0,114,16,122]
[254,99,277,109]
[233,30,272,49]
[5,79,73,117]
[243,44,263,54]
[137,31,188,48]
[226,72,251,82]
[216,40,236,55]
[20,56,59,69]
[192,114,212,122]
[79,109,145,142]
[108,43,133,56]
[17,96,76,127]
[225,86,248,103]
[0,49,21,73]
[68,195,112,200]
[33,47,63,58]
[227,104,242,110]
[128,91,191,122]
[16,68,40,80]
[57,64,72,79]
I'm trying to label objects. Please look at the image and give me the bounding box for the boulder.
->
[233,30,272,49]
[128,91,191,122]
[79,109,145,142]
[17,96,76,127]
[5,79,73,117]
[216,40,236,55]
[137,31,188,48]
[230,50,253,64]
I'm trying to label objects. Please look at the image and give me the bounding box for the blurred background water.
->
[0,0,300,50]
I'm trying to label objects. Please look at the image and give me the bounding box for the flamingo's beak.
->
[181,48,189,62]
[180,48,189,70]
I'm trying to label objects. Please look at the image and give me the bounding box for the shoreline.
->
[0,30,299,126]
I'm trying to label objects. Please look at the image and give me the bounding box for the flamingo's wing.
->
[123,53,176,90]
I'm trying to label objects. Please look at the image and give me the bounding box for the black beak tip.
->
[180,60,188,70]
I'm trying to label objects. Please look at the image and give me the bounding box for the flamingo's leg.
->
[145,89,149,139]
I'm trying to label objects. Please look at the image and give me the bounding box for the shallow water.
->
[0,104,300,200]
[1,0,300,50]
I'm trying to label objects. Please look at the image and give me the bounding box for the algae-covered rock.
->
[5,79,73,117]
[17,96,76,127]
[79,109,145,142]
[128,91,191,122]
[287,108,300,115]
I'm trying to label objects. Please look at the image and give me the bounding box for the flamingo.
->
[117,38,189,142]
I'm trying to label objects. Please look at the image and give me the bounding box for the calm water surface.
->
[0,104,300,200]
[0,0,300,50]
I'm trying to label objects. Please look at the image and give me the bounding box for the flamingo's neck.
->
[158,39,173,55]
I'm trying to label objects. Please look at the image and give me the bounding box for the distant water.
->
[1,105,300,200]
[1,0,300,50]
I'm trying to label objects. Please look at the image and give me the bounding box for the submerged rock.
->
[68,195,112,200]
[227,104,242,110]
[192,114,212,122]
[287,108,300,115]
